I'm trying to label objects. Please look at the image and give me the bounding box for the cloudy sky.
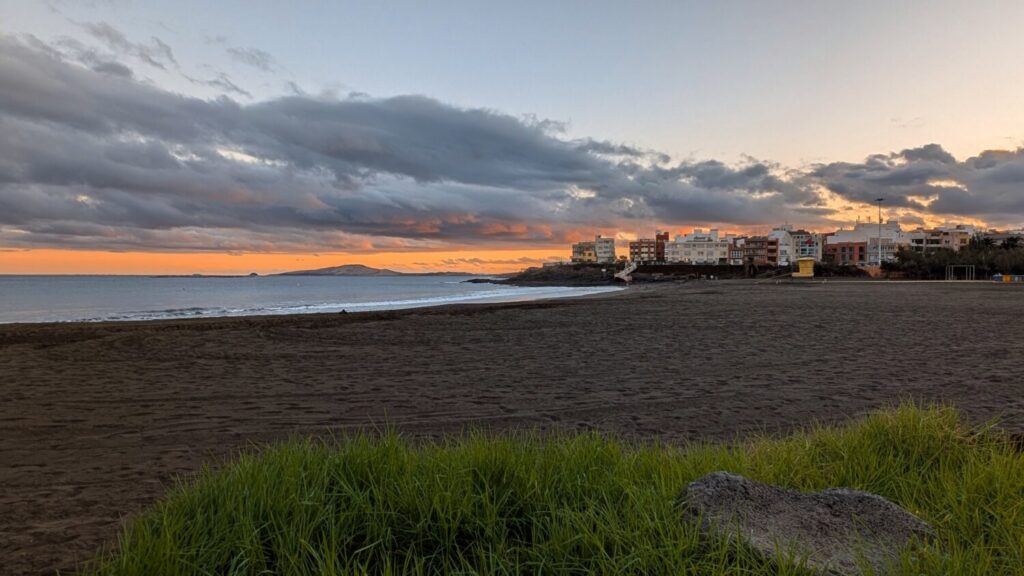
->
[1,0,1023,273]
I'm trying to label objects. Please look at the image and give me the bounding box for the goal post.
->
[945,264,976,281]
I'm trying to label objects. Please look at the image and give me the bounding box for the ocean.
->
[0,275,622,324]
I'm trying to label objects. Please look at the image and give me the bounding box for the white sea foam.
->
[94,286,618,321]
[0,276,622,323]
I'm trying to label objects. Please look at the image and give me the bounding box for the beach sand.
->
[2,280,1022,574]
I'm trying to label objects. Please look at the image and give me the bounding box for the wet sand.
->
[2,280,1023,574]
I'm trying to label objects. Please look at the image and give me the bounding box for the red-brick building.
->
[629,231,670,263]
[824,241,868,265]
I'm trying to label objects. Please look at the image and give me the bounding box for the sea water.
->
[0,275,622,324]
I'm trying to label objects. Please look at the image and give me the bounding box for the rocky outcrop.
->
[681,472,935,575]
[468,264,619,286]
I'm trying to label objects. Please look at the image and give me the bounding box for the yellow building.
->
[571,241,598,263]
[792,257,815,278]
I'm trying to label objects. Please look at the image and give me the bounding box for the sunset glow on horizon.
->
[0,248,578,276]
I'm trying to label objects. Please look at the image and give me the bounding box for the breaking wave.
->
[67,285,622,323]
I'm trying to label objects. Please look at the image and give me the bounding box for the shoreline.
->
[0,281,627,327]
[0,284,639,337]
[2,280,1023,574]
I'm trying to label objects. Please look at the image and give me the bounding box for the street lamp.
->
[876,197,885,266]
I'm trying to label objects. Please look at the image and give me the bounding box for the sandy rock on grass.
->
[681,471,935,575]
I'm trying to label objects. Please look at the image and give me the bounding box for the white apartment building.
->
[664,228,732,264]
[790,229,823,261]
[907,225,975,254]
[768,225,795,266]
[593,235,617,263]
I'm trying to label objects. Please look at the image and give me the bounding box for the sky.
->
[1,0,1023,274]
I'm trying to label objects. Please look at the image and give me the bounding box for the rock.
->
[681,472,935,575]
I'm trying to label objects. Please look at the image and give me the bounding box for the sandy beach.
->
[2,280,1023,575]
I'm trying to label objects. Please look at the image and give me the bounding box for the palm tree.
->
[970,233,995,249]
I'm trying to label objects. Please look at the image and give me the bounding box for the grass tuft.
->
[80,404,1024,575]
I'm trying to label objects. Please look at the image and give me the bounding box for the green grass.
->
[80,405,1024,575]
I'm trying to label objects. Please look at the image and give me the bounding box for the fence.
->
[993,274,1024,283]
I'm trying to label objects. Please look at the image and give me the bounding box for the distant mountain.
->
[277,264,403,276]
[277,264,485,277]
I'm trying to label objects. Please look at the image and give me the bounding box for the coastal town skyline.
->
[2,1,1024,274]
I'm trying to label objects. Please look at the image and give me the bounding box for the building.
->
[907,225,974,253]
[593,235,616,263]
[739,236,779,265]
[727,238,746,265]
[664,228,732,264]
[793,257,815,278]
[628,238,659,263]
[826,220,909,265]
[570,235,617,264]
[570,241,597,263]
[629,231,670,263]
[824,241,868,265]
[768,225,794,266]
[985,230,1024,247]
[790,229,822,261]
[867,236,905,264]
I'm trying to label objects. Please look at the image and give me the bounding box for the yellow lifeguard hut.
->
[793,257,815,278]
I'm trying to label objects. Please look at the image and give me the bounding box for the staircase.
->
[614,261,638,283]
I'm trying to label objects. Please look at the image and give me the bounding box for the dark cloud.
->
[808,144,1024,225]
[90,60,133,78]
[79,21,177,70]
[66,22,253,99]
[206,34,278,73]
[226,46,276,72]
[181,71,252,98]
[42,35,136,78]
[900,143,956,164]
[12,33,1017,255]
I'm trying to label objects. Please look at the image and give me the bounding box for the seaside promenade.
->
[1,281,1022,574]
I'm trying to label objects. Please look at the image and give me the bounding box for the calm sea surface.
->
[0,275,622,324]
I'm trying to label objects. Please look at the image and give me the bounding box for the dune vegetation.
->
[80,405,1024,575]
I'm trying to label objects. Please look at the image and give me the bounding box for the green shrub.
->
[80,405,1024,575]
